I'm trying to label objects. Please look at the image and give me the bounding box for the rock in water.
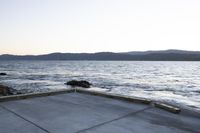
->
[65,80,91,88]
[0,73,7,76]
[0,84,15,96]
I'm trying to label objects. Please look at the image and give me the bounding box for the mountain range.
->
[0,49,200,61]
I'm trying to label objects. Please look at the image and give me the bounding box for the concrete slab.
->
[0,92,199,133]
[84,107,200,133]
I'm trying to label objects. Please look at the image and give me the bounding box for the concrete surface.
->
[0,92,199,133]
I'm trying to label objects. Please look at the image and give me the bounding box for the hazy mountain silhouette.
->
[0,50,200,61]
[124,49,200,55]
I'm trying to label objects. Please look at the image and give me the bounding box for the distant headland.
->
[1,49,200,61]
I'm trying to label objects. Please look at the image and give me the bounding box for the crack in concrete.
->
[76,106,153,133]
[0,104,51,133]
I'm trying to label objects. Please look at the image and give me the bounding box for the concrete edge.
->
[154,102,181,114]
[0,88,181,114]
[76,88,152,105]
[75,89,181,114]
[0,89,74,102]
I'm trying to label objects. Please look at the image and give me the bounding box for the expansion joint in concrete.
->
[75,106,153,133]
[0,104,51,133]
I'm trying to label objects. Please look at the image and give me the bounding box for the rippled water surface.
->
[0,61,200,111]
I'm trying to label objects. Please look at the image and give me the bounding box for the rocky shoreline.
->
[0,73,92,96]
[0,84,23,96]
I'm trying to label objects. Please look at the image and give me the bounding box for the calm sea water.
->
[0,61,200,111]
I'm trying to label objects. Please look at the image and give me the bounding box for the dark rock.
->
[0,73,7,76]
[0,84,15,96]
[65,80,92,88]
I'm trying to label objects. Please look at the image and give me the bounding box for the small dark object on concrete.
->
[0,73,7,76]
[0,84,14,96]
[65,80,92,88]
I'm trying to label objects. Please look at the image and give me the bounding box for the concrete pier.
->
[0,89,199,133]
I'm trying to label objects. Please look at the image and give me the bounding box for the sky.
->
[0,0,200,55]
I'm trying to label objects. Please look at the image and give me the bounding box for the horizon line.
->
[1,49,200,56]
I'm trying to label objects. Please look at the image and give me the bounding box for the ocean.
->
[0,61,200,111]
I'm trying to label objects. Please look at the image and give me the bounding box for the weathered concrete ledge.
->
[75,88,182,114]
[154,102,181,114]
[0,89,74,102]
[76,88,152,105]
[0,88,181,114]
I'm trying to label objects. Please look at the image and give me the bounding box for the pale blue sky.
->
[0,0,200,55]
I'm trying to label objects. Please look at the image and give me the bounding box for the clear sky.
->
[0,0,200,55]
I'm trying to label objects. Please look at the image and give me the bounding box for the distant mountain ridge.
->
[0,50,200,61]
[123,49,200,55]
